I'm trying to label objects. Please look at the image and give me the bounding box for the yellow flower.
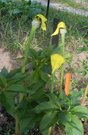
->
[51,54,65,74]
[51,22,66,36]
[34,14,47,31]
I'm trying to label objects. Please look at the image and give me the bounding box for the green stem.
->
[61,34,65,56]
[16,22,38,135]
[21,26,37,104]
[22,26,36,73]
[15,114,21,135]
[81,85,88,105]
[60,34,65,91]
[51,73,55,93]
[60,65,64,91]
[17,27,37,135]
[48,127,52,135]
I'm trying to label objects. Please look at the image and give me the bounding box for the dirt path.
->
[38,0,88,17]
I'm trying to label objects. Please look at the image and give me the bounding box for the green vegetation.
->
[0,4,88,51]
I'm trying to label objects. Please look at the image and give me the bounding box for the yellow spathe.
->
[51,54,65,74]
[35,14,47,31]
[51,22,66,36]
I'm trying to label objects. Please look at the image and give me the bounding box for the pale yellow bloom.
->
[33,14,47,31]
[51,54,65,74]
[51,22,66,36]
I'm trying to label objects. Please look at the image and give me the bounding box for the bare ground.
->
[0,48,21,72]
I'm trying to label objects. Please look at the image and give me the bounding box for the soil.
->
[0,48,22,72]
[0,106,15,135]
[84,122,88,135]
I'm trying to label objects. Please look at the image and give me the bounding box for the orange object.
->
[65,73,71,96]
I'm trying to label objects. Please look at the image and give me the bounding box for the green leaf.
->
[6,84,29,93]
[0,92,15,116]
[20,113,39,134]
[69,91,81,106]
[71,105,88,119]
[30,87,45,101]
[0,67,8,77]
[39,70,49,82]
[16,99,41,134]
[8,72,25,85]
[34,101,59,113]
[20,117,35,133]
[29,80,45,92]
[30,69,39,85]
[64,52,72,63]
[65,114,84,135]
[40,45,52,59]
[40,111,57,131]
[48,93,60,108]
[7,68,21,78]
[28,48,38,59]
[0,74,7,87]
[42,130,49,135]
[20,112,42,134]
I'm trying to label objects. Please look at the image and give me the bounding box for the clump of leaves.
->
[34,91,88,135]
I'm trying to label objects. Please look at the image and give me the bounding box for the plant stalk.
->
[16,26,37,135]
[48,127,52,135]
[60,34,65,91]
[51,73,55,93]
[15,114,21,135]
[22,26,36,73]
[21,26,37,101]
